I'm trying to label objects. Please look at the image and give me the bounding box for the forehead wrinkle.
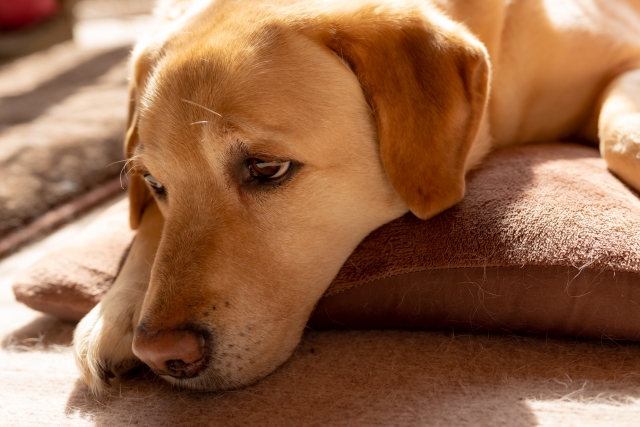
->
[143,17,325,122]
[142,30,267,111]
[140,23,338,140]
[198,126,238,185]
[136,123,209,181]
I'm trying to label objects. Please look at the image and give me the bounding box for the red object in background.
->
[0,0,59,31]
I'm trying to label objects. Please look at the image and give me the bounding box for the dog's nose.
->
[132,326,207,378]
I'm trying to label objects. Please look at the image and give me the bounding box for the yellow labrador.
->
[74,0,640,393]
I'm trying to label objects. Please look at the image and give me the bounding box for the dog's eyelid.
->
[143,173,163,187]
[143,173,167,199]
[143,173,162,187]
[255,161,281,167]
[248,151,288,161]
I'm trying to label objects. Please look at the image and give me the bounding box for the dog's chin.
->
[160,370,243,392]
[157,357,285,392]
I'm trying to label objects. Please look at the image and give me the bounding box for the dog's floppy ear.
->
[308,7,490,219]
[125,77,153,230]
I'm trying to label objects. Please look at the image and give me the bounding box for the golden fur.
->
[74,0,640,393]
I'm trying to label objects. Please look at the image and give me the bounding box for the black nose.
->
[132,325,208,378]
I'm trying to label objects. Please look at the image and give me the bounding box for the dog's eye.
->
[143,174,166,197]
[248,159,291,180]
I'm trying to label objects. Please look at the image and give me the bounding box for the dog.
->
[73,0,640,393]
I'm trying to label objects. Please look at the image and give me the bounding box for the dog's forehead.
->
[136,20,351,167]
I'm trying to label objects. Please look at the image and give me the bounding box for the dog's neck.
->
[431,0,506,63]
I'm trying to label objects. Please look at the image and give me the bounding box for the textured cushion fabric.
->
[12,199,133,321]
[309,142,640,340]
[12,142,640,339]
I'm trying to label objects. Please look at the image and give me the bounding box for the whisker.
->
[119,155,141,189]
[182,99,223,118]
[190,120,209,125]
[106,159,132,167]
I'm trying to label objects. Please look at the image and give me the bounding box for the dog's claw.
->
[98,365,116,387]
[96,359,142,389]
[114,359,144,379]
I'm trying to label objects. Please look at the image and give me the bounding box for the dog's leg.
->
[73,200,163,394]
[598,69,640,192]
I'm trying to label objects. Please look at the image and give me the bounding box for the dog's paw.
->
[73,299,142,394]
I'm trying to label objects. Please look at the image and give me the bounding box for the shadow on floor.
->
[2,314,75,350]
[0,45,130,130]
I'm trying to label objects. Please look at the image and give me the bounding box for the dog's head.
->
[125,0,489,390]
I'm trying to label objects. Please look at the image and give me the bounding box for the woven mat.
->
[0,40,130,253]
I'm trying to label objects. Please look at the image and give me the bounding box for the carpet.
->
[0,39,129,251]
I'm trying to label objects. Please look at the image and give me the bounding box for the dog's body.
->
[74,0,640,393]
